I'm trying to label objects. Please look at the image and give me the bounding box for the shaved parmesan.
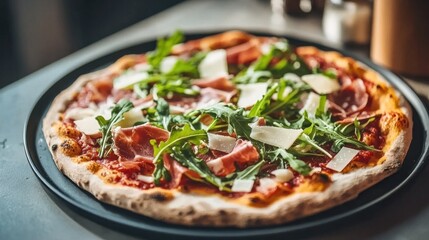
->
[133,62,152,72]
[116,108,145,128]
[301,74,340,94]
[206,158,224,175]
[271,169,294,183]
[250,126,302,149]
[231,179,254,192]
[283,73,302,83]
[136,175,154,183]
[65,108,96,120]
[207,133,236,153]
[160,56,178,74]
[198,49,228,78]
[256,178,277,195]
[326,147,360,172]
[74,117,100,136]
[237,82,268,108]
[299,92,328,116]
[113,71,149,90]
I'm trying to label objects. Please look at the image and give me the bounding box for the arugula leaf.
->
[171,145,228,191]
[155,98,171,130]
[248,83,278,118]
[95,100,133,158]
[155,79,199,98]
[225,160,265,182]
[266,148,312,175]
[167,52,207,77]
[315,94,327,118]
[148,30,184,68]
[152,124,207,185]
[228,109,254,140]
[293,112,379,153]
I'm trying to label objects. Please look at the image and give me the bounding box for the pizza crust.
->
[43,45,413,228]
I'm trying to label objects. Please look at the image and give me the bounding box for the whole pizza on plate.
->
[43,31,412,227]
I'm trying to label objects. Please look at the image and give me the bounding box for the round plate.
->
[24,31,429,239]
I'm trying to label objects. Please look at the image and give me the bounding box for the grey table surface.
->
[1,0,429,239]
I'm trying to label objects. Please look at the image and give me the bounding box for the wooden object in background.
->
[371,0,429,77]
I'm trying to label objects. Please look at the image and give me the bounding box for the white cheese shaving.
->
[136,175,154,183]
[250,126,302,149]
[116,108,145,128]
[301,74,340,94]
[271,169,294,183]
[113,71,149,90]
[231,179,254,192]
[207,133,236,153]
[326,147,360,172]
[283,73,302,83]
[299,92,329,116]
[237,82,269,108]
[206,159,224,175]
[133,62,152,72]
[256,178,277,195]
[74,117,100,136]
[198,49,228,78]
[65,108,96,120]
[160,56,178,74]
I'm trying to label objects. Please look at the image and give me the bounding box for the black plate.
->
[24,31,429,239]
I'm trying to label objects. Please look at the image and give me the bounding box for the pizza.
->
[43,31,412,227]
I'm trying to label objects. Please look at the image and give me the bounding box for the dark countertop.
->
[1,1,429,239]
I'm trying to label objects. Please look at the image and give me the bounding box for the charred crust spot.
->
[317,173,331,183]
[218,210,227,216]
[60,139,81,156]
[51,144,58,151]
[249,196,262,204]
[149,192,169,202]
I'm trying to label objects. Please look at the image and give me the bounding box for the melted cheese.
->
[271,169,294,183]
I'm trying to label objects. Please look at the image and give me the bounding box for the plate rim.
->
[24,30,429,238]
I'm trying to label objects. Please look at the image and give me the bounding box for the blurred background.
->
[0,0,183,89]
[1,0,428,89]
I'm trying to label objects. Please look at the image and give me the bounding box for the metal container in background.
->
[322,0,372,45]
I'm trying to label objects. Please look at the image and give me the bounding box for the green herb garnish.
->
[95,100,133,158]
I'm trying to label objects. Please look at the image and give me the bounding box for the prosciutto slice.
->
[226,39,262,65]
[196,87,237,110]
[163,155,200,188]
[192,76,235,91]
[206,140,259,177]
[112,124,169,162]
[328,78,369,118]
